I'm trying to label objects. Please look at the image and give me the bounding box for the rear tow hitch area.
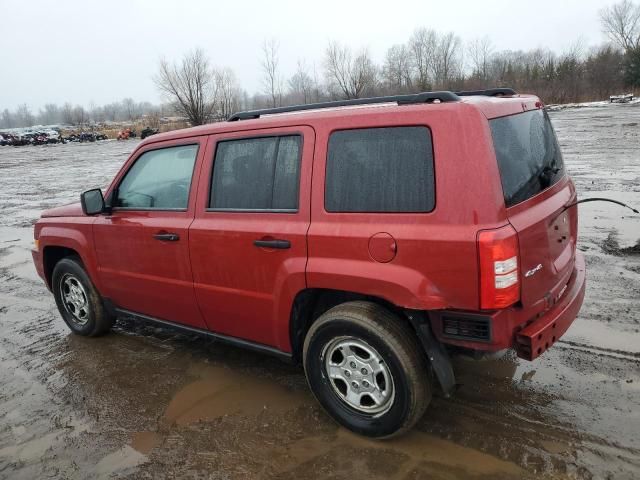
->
[515,253,586,360]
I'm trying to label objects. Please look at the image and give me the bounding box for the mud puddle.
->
[161,364,311,426]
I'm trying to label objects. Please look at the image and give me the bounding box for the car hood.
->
[41,202,84,218]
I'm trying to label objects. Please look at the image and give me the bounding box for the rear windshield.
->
[490,109,564,207]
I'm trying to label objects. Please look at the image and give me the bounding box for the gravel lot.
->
[0,104,639,479]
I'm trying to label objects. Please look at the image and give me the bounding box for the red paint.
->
[368,233,397,263]
[32,93,586,359]
[188,128,314,349]
[515,252,586,360]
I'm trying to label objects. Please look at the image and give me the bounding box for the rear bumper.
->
[514,252,585,359]
[431,252,586,359]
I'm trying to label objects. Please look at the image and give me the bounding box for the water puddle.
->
[162,364,310,426]
[131,431,162,455]
[275,429,526,478]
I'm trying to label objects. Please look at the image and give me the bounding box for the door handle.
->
[153,232,180,242]
[253,238,291,249]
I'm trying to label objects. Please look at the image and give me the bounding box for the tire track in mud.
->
[556,339,640,361]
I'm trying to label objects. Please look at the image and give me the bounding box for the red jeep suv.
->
[32,88,586,438]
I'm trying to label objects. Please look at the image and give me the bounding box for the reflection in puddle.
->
[163,365,311,426]
[276,429,526,478]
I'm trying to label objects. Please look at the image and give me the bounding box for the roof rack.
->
[455,88,517,97]
[227,91,460,121]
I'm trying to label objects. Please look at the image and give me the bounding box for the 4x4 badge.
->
[524,264,543,278]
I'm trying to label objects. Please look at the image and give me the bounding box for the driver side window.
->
[116,144,198,210]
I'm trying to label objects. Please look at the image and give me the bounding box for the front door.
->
[189,127,314,350]
[93,138,207,329]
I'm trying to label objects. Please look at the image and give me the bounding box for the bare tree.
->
[433,32,463,89]
[72,105,87,126]
[288,59,314,104]
[61,103,74,125]
[121,98,140,122]
[324,41,377,99]
[1,109,14,128]
[262,38,283,107]
[155,48,217,126]
[600,0,640,51]
[409,28,438,90]
[215,68,241,120]
[554,42,585,103]
[16,104,34,127]
[310,63,323,102]
[38,103,61,125]
[382,44,413,93]
[468,36,494,82]
[102,102,119,122]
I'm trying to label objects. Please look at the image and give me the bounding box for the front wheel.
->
[303,301,431,438]
[52,256,114,336]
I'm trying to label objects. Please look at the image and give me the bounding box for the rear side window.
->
[490,109,565,207]
[325,127,435,212]
[210,135,301,211]
[116,144,198,209]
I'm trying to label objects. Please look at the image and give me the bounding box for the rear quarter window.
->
[490,109,565,207]
[325,126,435,213]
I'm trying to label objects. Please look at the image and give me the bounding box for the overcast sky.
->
[1,0,613,111]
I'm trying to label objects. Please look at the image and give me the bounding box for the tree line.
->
[3,0,639,129]
[0,99,169,130]
[155,0,640,125]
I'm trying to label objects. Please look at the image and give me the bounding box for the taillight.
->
[478,225,520,309]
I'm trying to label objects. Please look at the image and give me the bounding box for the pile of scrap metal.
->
[0,129,109,146]
[140,127,159,139]
[117,128,137,140]
[610,93,634,103]
[0,130,61,146]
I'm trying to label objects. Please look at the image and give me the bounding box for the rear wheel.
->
[52,257,114,336]
[303,301,431,438]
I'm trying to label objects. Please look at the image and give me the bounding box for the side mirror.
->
[80,188,105,215]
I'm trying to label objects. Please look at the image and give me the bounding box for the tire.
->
[303,301,431,438]
[52,256,114,337]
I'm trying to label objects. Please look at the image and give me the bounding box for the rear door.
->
[94,137,207,329]
[489,108,578,308]
[189,126,314,349]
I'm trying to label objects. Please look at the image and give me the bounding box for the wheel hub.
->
[323,337,395,415]
[60,274,89,326]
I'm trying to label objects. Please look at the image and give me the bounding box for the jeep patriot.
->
[32,88,586,437]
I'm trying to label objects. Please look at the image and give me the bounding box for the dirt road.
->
[1,104,639,479]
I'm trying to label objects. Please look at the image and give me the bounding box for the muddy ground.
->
[0,104,639,480]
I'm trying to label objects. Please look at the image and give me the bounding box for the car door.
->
[189,126,314,350]
[93,137,207,329]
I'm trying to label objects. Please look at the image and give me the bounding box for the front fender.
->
[38,220,100,291]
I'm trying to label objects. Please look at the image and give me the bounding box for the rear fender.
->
[307,259,448,310]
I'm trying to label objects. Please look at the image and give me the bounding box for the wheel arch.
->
[39,223,101,292]
[288,288,406,364]
[288,289,456,396]
[43,245,80,288]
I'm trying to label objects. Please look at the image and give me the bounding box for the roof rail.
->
[455,88,517,97]
[227,91,460,121]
